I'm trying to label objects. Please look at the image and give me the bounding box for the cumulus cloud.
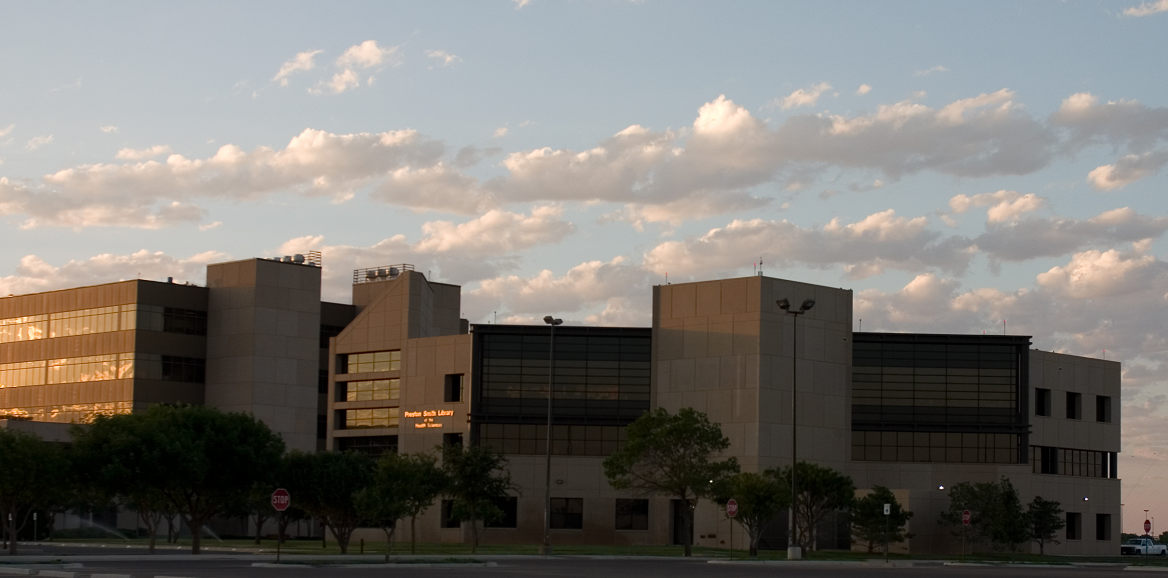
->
[493,127,508,138]
[426,50,462,66]
[273,49,323,86]
[25,135,53,151]
[337,40,399,69]
[1087,150,1168,190]
[974,207,1168,263]
[948,190,1048,223]
[857,84,872,96]
[99,126,118,134]
[114,145,172,160]
[642,210,975,280]
[0,128,446,228]
[1052,92,1168,154]
[0,125,13,138]
[773,82,833,110]
[1124,0,1168,16]
[915,65,948,76]
[0,249,228,296]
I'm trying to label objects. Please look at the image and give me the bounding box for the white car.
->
[1121,537,1168,555]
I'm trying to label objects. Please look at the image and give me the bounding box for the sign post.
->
[884,504,891,562]
[726,499,738,561]
[961,510,971,561]
[1146,519,1153,565]
[271,489,291,563]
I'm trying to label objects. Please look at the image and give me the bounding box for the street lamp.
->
[540,315,563,555]
[778,297,815,561]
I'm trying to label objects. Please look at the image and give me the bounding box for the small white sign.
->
[884,503,891,515]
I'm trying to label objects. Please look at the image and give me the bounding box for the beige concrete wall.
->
[1029,350,1121,453]
[205,259,321,452]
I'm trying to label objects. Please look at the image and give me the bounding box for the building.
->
[0,258,1121,554]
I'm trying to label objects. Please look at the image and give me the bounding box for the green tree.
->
[441,443,516,553]
[1026,496,1064,555]
[283,449,375,554]
[939,477,1029,557]
[362,452,447,555]
[602,407,740,557]
[851,485,913,554]
[245,484,278,545]
[770,462,855,552]
[715,472,788,557]
[991,479,1029,557]
[0,428,71,555]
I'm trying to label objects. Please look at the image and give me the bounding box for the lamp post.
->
[778,297,815,561]
[540,315,563,555]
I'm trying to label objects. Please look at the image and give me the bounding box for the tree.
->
[602,407,740,557]
[441,443,516,553]
[851,486,913,554]
[939,477,1029,557]
[245,485,277,545]
[1027,496,1065,555]
[283,449,375,554]
[770,462,855,552]
[715,472,788,557]
[0,428,71,555]
[358,452,447,556]
[75,405,286,554]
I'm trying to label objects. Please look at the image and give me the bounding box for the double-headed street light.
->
[540,315,563,555]
[778,297,815,561]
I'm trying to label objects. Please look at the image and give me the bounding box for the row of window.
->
[478,423,627,457]
[0,305,207,343]
[1031,446,1117,478]
[437,497,649,531]
[1066,512,1112,541]
[341,407,400,429]
[0,401,132,423]
[0,354,206,387]
[1035,389,1112,423]
[338,379,400,402]
[341,350,401,374]
[851,431,1018,464]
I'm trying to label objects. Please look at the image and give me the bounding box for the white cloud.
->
[1087,150,1168,190]
[856,84,872,96]
[914,65,948,76]
[337,40,399,69]
[513,0,533,8]
[493,127,509,138]
[114,145,172,161]
[463,257,650,324]
[198,221,222,231]
[0,249,228,296]
[426,50,462,66]
[99,126,118,134]
[25,135,53,151]
[273,49,323,86]
[642,210,975,280]
[773,82,833,110]
[1124,0,1168,16]
[948,190,1047,223]
[317,69,361,94]
[974,207,1168,263]
[1051,92,1168,154]
[0,125,13,138]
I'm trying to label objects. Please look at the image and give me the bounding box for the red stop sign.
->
[726,499,738,518]
[271,488,291,512]
[1146,520,1153,533]
[962,510,971,525]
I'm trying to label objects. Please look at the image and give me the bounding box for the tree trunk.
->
[679,496,693,557]
[383,526,394,562]
[143,510,158,554]
[187,518,203,554]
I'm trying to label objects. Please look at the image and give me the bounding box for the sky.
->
[2,0,1167,532]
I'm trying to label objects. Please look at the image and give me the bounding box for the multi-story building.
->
[0,259,1121,554]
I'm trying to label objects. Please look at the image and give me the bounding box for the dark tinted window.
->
[616,499,649,531]
[551,498,583,530]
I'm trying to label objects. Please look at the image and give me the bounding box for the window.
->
[1066,392,1082,420]
[1096,396,1112,423]
[160,356,205,383]
[1097,514,1112,541]
[443,433,463,448]
[478,423,627,456]
[1067,513,1082,540]
[161,308,207,335]
[342,407,399,429]
[485,497,518,528]
[345,351,400,373]
[440,500,460,528]
[1030,446,1109,478]
[851,431,1017,464]
[615,499,649,531]
[445,374,464,403]
[337,435,398,456]
[550,498,584,530]
[1035,388,1052,417]
[338,379,400,402]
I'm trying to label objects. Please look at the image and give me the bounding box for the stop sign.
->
[726,499,738,518]
[1146,519,1153,533]
[271,488,291,512]
[962,510,971,525]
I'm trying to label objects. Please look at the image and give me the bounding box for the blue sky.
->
[3,0,1168,530]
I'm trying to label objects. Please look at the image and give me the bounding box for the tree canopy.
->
[356,451,447,559]
[715,472,788,557]
[851,485,913,554]
[603,407,740,557]
[441,443,515,553]
[1027,496,1065,555]
[770,462,855,552]
[283,449,375,554]
[940,477,1029,557]
[0,428,71,555]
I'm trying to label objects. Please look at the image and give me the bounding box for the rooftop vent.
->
[353,264,414,284]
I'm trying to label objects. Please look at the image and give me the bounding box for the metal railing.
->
[353,264,414,284]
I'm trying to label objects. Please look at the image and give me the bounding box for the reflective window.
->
[346,351,401,373]
[615,499,649,531]
[339,379,400,402]
[0,315,47,343]
[0,401,132,424]
[47,355,134,384]
[478,423,626,456]
[343,407,399,429]
[1031,445,1110,478]
[49,306,123,338]
[851,430,1017,464]
[0,360,47,388]
[337,435,398,456]
[134,306,207,335]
